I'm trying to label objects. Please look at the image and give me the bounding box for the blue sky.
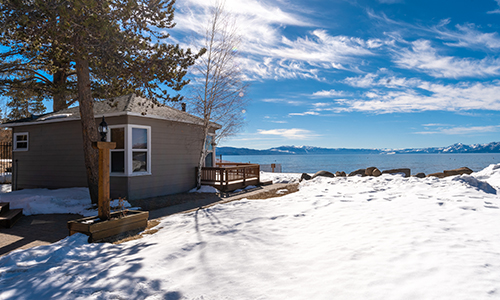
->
[170,0,500,150]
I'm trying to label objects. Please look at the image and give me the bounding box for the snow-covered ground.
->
[0,187,132,216]
[2,165,500,299]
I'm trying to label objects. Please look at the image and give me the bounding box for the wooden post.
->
[92,141,116,220]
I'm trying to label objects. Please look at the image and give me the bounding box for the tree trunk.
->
[53,69,67,112]
[196,125,210,189]
[75,56,99,204]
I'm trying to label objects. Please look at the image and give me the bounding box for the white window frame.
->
[108,124,151,177]
[204,133,216,167]
[13,132,29,151]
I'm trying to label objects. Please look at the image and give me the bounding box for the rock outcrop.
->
[427,172,445,178]
[443,167,473,177]
[349,169,366,177]
[365,167,381,177]
[300,170,335,181]
[381,168,411,178]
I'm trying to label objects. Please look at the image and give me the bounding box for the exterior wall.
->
[124,116,204,200]
[12,114,206,200]
[13,120,88,190]
[13,116,129,199]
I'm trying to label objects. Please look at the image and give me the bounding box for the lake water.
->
[222,153,500,175]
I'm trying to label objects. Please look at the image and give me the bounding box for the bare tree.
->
[188,1,249,189]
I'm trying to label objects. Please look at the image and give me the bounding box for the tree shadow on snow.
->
[0,236,182,299]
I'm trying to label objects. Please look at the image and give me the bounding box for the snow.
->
[0,187,133,216]
[2,165,500,299]
[0,173,11,184]
[189,185,219,193]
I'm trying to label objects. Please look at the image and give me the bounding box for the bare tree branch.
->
[188,1,249,188]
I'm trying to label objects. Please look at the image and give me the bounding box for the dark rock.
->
[312,170,335,178]
[443,167,473,177]
[335,171,347,177]
[427,172,445,178]
[372,168,382,177]
[365,167,377,176]
[415,172,426,178]
[300,173,312,182]
[300,171,335,182]
[349,169,366,177]
[381,168,411,178]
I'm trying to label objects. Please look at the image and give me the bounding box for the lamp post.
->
[98,116,108,142]
[93,116,116,220]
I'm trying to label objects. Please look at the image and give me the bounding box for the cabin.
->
[1,94,222,200]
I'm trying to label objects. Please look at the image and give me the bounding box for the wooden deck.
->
[200,163,260,192]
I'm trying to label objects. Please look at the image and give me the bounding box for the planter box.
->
[67,210,149,242]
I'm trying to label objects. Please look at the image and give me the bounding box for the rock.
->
[349,169,366,177]
[300,170,335,182]
[335,171,347,177]
[381,168,411,178]
[300,173,312,182]
[414,172,426,178]
[365,167,377,176]
[312,170,335,178]
[372,168,382,177]
[443,167,473,177]
[427,172,445,178]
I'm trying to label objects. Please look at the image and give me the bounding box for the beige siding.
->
[126,116,204,199]
[13,121,87,190]
[13,116,129,195]
[13,115,206,201]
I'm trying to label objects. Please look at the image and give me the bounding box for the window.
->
[109,125,151,176]
[14,132,29,151]
[110,128,125,173]
[204,134,215,167]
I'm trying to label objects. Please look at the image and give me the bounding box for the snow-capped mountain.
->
[217,142,500,155]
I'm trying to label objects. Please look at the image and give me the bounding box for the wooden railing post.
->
[243,166,246,185]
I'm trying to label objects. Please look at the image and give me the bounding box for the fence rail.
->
[260,163,282,173]
[0,143,12,183]
[200,163,260,192]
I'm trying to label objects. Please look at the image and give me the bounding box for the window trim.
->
[108,124,151,176]
[13,132,29,151]
[204,133,216,167]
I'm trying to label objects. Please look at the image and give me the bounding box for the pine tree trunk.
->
[53,69,67,112]
[75,56,99,204]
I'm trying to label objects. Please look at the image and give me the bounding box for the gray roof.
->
[1,94,221,129]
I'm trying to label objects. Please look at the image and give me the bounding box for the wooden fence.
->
[200,163,260,192]
[0,143,12,176]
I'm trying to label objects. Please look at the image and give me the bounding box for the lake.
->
[221,153,500,175]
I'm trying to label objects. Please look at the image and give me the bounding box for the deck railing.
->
[200,163,260,192]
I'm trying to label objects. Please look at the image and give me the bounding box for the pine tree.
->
[0,0,203,204]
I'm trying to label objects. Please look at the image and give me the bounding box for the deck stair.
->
[0,202,23,228]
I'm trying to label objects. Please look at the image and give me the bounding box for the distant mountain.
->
[217,142,500,155]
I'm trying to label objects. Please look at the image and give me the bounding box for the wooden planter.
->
[67,210,149,242]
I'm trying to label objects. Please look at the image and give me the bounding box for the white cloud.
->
[261,98,304,106]
[415,125,500,135]
[343,73,421,89]
[431,23,500,49]
[257,128,317,139]
[288,111,320,116]
[336,80,500,113]
[393,40,500,78]
[174,1,381,81]
[312,89,348,97]
[488,0,500,14]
